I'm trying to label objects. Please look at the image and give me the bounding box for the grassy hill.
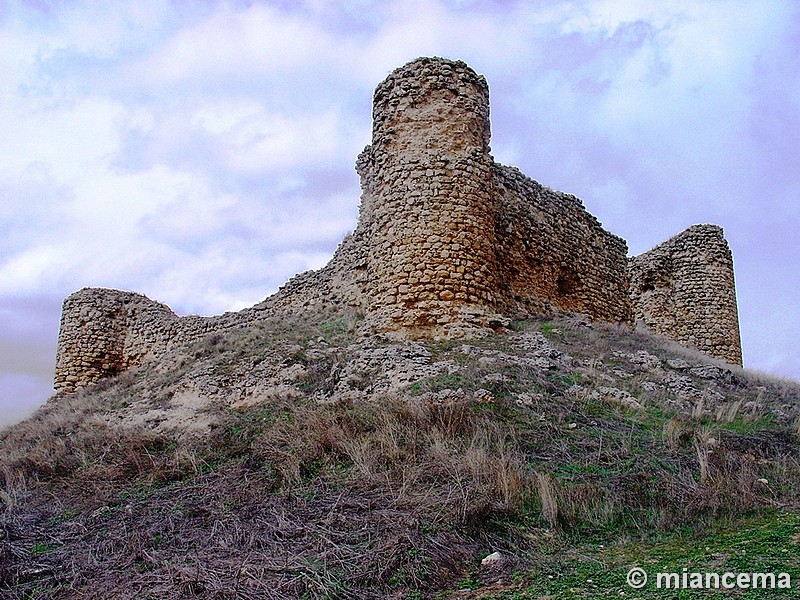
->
[1,310,799,598]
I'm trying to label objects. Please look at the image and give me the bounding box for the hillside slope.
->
[1,310,799,598]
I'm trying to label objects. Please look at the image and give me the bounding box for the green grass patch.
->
[539,321,557,335]
[717,413,778,435]
[468,510,800,598]
[30,542,54,556]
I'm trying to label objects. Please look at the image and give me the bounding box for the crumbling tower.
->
[54,288,179,393]
[354,57,505,337]
[629,225,742,365]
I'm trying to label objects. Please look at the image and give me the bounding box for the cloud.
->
[0,294,59,428]
[188,102,359,174]
[135,3,332,83]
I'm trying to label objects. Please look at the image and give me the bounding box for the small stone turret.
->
[355,57,504,336]
[54,288,179,393]
[629,225,742,365]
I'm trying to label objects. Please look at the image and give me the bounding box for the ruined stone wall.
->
[54,288,282,394]
[53,56,744,394]
[492,165,631,323]
[52,239,372,394]
[629,225,742,365]
[54,289,179,393]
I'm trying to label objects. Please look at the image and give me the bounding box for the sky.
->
[1,0,799,428]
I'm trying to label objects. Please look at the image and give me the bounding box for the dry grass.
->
[716,399,743,423]
[662,416,693,450]
[535,472,558,527]
[691,397,705,419]
[2,311,799,597]
[256,396,528,520]
[0,394,532,598]
[695,441,711,483]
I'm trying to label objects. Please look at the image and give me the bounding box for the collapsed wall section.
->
[492,165,631,323]
[629,224,742,365]
[54,288,279,394]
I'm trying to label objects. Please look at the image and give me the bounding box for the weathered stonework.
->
[54,289,177,391]
[56,289,227,392]
[350,57,630,335]
[492,165,630,323]
[355,58,504,336]
[53,57,743,394]
[629,225,742,365]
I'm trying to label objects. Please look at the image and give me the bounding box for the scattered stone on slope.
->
[662,371,701,400]
[690,365,729,380]
[667,358,691,370]
[515,391,545,407]
[628,349,663,371]
[590,386,644,411]
[481,551,504,567]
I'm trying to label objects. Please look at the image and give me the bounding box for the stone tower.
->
[354,57,505,337]
[54,288,178,392]
[629,225,742,364]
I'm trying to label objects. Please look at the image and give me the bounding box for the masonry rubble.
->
[53,56,743,394]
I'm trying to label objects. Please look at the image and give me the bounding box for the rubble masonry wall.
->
[629,224,742,365]
[53,57,743,394]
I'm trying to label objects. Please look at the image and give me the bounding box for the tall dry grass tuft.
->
[535,471,558,527]
[716,400,742,423]
[463,424,525,508]
[251,395,531,523]
[557,482,617,528]
[663,416,692,450]
[695,442,711,484]
[0,464,27,508]
[692,398,705,420]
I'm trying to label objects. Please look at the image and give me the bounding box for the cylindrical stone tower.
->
[628,224,743,365]
[54,288,179,393]
[356,57,503,337]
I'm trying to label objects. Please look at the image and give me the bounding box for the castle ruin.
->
[54,57,742,394]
